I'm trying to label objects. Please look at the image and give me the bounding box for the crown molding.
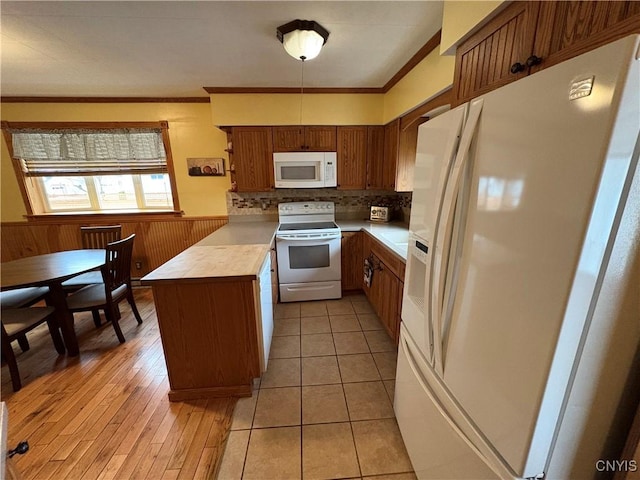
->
[0,96,210,103]
[382,30,442,92]
[204,87,384,94]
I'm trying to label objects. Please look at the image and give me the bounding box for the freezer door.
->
[395,325,510,480]
[409,104,467,242]
[441,35,640,478]
[403,104,467,364]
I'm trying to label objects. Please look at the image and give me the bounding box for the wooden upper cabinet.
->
[453,1,540,106]
[366,126,385,190]
[272,126,337,152]
[395,119,425,193]
[272,126,304,152]
[532,1,640,72]
[231,127,274,192]
[337,126,367,190]
[383,119,400,191]
[453,1,640,105]
[305,126,337,151]
[367,120,398,191]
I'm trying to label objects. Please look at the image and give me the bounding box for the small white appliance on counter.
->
[396,35,640,479]
[273,152,337,188]
[276,202,342,302]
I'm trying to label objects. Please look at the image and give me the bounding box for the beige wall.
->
[210,93,384,126]
[210,48,456,128]
[383,48,456,122]
[440,1,504,55]
[1,102,230,222]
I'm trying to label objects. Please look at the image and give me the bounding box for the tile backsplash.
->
[227,189,411,221]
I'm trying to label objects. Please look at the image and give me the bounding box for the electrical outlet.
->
[135,261,142,270]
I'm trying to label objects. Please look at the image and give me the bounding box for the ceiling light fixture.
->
[276,19,330,61]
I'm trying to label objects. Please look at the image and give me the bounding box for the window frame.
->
[1,120,182,219]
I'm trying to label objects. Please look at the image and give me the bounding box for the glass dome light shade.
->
[282,29,325,61]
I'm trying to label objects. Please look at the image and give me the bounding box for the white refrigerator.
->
[395,35,640,480]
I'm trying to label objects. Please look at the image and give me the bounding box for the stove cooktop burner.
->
[278,222,339,231]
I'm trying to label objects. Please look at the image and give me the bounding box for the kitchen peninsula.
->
[140,222,277,401]
[142,218,408,401]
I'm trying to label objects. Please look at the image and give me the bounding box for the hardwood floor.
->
[1,287,236,480]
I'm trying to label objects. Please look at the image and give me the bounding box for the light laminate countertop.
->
[338,220,410,261]
[142,219,409,283]
[194,221,278,247]
[141,244,270,284]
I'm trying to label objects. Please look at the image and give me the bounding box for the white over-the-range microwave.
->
[273,152,337,188]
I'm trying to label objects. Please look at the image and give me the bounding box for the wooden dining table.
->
[1,249,105,356]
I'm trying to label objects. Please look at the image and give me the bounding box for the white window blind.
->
[11,129,167,176]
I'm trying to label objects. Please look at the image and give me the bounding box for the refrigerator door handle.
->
[431,99,484,376]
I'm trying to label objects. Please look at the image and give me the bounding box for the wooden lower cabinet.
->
[341,231,364,291]
[366,254,402,343]
[361,232,405,344]
[149,279,262,401]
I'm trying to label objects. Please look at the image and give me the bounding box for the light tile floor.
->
[218,294,416,480]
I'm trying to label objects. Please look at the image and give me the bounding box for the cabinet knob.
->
[510,62,526,74]
[526,55,543,68]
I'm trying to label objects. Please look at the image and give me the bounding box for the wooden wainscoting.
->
[0,216,229,278]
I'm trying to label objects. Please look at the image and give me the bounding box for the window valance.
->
[10,128,167,176]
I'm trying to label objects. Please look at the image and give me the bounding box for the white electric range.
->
[276,202,342,302]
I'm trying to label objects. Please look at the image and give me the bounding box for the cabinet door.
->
[232,127,274,192]
[273,126,304,152]
[395,120,425,193]
[374,261,401,342]
[366,126,385,190]
[305,126,337,151]
[337,127,367,190]
[395,280,404,344]
[453,1,540,106]
[533,1,640,72]
[341,231,363,292]
[383,119,400,190]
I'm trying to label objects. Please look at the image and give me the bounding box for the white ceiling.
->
[0,1,444,98]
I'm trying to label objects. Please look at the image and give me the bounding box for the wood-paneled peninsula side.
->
[141,222,277,401]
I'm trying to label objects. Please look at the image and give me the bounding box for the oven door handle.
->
[277,233,341,241]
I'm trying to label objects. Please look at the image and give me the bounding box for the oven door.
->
[276,233,341,284]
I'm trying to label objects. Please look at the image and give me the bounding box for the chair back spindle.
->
[103,234,135,292]
[81,225,122,249]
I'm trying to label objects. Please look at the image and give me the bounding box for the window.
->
[2,121,180,216]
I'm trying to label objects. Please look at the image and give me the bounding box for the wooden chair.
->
[0,286,50,352]
[62,225,122,291]
[1,307,66,391]
[65,234,143,343]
